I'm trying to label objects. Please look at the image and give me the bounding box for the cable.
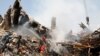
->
[83,0,88,17]
[83,0,90,26]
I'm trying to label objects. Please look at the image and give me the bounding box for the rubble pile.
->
[0,0,100,56]
[0,30,45,56]
[56,29,100,56]
[0,0,50,56]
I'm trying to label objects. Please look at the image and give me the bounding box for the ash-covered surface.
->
[0,0,100,56]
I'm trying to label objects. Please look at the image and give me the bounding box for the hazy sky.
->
[0,0,100,33]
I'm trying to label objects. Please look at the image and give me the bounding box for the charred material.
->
[0,0,51,56]
[0,7,12,30]
[56,29,100,56]
[29,21,39,28]
[19,11,29,25]
[12,0,22,26]
[4,8,12,30]
[0,15,3,23]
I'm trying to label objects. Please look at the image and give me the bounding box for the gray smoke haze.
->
[49,28,67,54]
[11,22,40,39]
[48,23,92,54]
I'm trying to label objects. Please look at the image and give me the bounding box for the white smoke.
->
[49,28,66,54]
[48,27,79,54]
[11,22,40,39]
[48,23,92,55]
[31,0,85,33]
